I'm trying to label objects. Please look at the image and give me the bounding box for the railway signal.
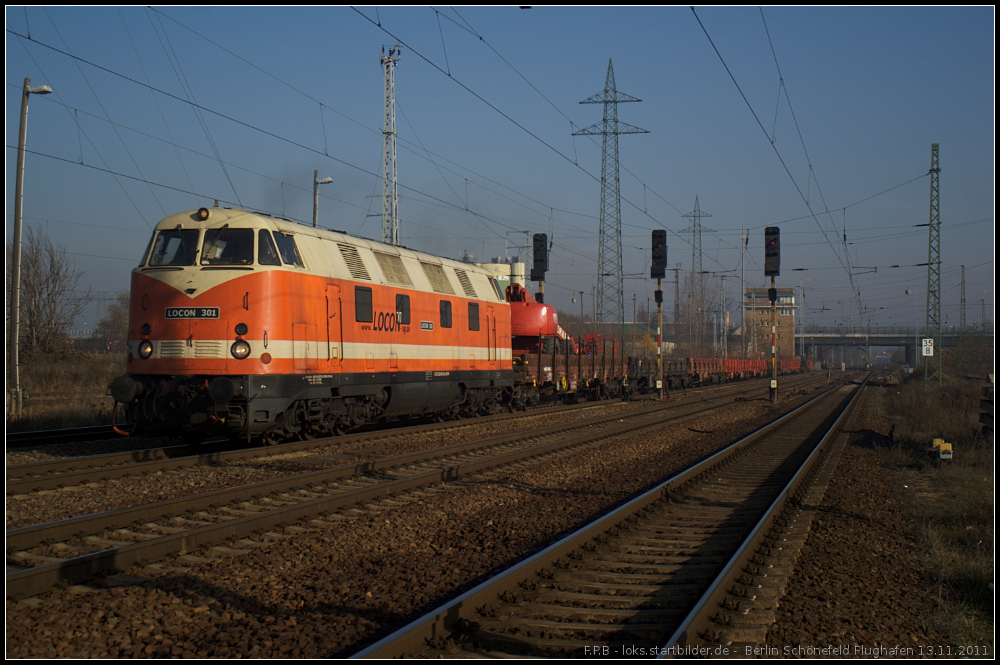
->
[530,233,548,280]
[650,229,668,399]
[764,226,780,277]
[764,226,781,402]
[531,233,548,302]
[651,230,666,279]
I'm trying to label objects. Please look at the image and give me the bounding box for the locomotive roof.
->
[154,207,488,274]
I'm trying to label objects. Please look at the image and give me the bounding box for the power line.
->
[691,7,861,316]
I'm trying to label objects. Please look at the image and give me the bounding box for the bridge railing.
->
[799,325,992,337]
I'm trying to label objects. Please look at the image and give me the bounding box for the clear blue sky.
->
[5,6,994,333]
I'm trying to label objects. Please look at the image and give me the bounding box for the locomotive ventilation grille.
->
[420,261,456,295]
[154,340,225,359]
[454,269,477,298]
[159,341,186,359]
[338,243,371,281]
[373,251,413,287]
[194,341,224,358]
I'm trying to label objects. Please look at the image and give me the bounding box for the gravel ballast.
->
[8,383,944,658]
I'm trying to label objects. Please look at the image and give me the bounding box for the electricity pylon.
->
[681,196,714,352]
[573,59,647,324]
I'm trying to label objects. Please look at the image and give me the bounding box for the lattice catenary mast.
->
[924,143,942,389]
[573,59,647,324]
[959,264,966,330]
[381,45,401,246]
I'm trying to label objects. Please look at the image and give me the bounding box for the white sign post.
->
[922,338,934,357]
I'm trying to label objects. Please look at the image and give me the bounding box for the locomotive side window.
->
[201,228,254,265]
[468,302,480,331]
[489,278,504,301]
[440,300,452,328]
[355,286,373,323]
[395,294,410,325]
[258,230,281,266]
[149,229,200,266]
[274,232,304,268]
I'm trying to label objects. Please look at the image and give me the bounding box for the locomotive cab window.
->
[440,300,452,328]
[468,302,480,331]
[201,227,254,265]
[273,232,304,268]
[355,286,373,323]
[395,294,410,325]
[258,230,281,266]
[137,234,154,267]
[148,229,200,266]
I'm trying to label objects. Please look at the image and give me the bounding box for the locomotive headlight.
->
[230,339,252,360]
[138,340,154,359]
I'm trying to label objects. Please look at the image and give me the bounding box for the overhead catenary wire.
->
[138,9,607,235]
[41,8,171,220]
[7,21,950,285]
[9,10,983,331]
[690,7,861,312]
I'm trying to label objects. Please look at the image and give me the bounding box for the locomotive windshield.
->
[148,229,200,266]
[201,227,254,266]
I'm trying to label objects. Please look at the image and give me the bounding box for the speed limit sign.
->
[922,338,934,357]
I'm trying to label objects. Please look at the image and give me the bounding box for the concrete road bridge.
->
[798,326,992,366]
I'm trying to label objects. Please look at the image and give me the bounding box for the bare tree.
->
[97,291,130,352]
[13,226,91,354]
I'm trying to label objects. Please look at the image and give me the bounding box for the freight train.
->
[109,207,807,444]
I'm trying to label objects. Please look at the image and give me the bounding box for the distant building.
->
[745,288,797,359]
[475,257,526,294]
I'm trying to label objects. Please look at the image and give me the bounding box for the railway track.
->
[5,401,585,494]
[6,375,828,599]
[7,374,821,496]
[5,424,123,448]
[354,375,867,658]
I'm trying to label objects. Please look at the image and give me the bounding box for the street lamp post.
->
[313,170,333,228]
[8,77,53,418]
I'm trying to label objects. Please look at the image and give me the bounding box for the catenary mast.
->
[381,46,401,246]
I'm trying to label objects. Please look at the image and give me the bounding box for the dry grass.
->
[878,374,994,654]
[8,353,125,431]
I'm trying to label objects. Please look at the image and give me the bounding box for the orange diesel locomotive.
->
[110,207,513,444]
